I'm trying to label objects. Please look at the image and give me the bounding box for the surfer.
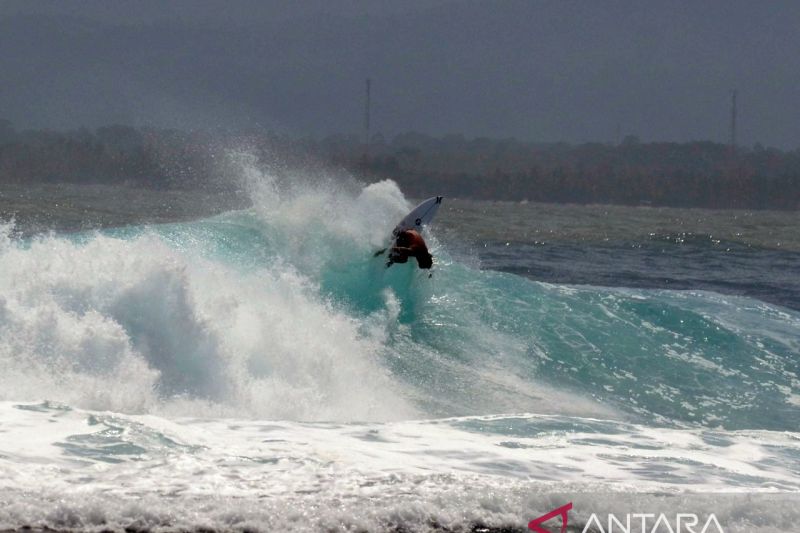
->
[387,228,433,269]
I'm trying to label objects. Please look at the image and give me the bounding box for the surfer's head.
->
[416,251,433,269]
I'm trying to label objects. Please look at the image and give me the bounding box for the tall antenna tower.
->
[729,89,737,149]
[364,78,371,156]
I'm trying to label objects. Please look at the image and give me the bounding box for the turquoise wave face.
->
[3,171,798,429]
[122,206,800,431]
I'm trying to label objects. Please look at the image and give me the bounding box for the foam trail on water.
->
[0,402,798,532]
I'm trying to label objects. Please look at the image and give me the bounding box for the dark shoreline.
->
[1,124,799,211]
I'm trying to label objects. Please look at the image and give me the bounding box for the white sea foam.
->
[0,403,798,532]
[0,223,415,421]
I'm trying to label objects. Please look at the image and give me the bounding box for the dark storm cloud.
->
[1,0,798,147]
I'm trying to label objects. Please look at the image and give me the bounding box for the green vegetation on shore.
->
[1,120,798,210]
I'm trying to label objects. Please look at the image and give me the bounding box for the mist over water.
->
[0,189,413,421]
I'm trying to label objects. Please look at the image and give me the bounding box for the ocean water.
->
[1,157,799,532]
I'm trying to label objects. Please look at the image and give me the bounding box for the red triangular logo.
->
[528,502,573,533]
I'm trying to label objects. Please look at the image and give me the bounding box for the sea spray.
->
[0,225,415,420]
[0,156,798,428]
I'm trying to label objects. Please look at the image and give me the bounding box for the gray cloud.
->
[1,0,798,147]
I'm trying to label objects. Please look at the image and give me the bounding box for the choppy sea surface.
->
[1,160,799,532]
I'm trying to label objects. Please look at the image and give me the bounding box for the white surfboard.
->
[391,196,443,238]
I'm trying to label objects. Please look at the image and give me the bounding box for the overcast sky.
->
[1,0,799,148]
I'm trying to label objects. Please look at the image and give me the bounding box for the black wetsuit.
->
[387,229,432,269]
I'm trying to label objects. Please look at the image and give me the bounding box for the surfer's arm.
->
[391,246,414,253]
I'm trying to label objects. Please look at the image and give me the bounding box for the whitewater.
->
[1,155,799,532]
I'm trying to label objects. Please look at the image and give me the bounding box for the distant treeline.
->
[354,133,800,210]
[0,120,226,190]
[1,120,799,209]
